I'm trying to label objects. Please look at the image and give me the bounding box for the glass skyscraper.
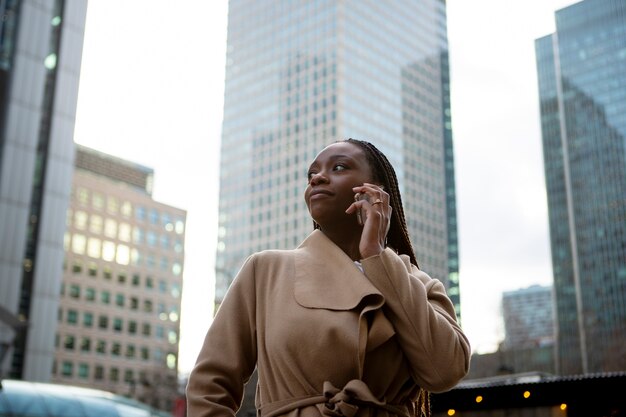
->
[0,0,87,380]
[216,0,460,320]
[535,0,626,374]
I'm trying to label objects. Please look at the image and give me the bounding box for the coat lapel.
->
[293,230,382,310]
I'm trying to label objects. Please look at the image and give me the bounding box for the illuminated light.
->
[475,395,483,403]
[51,16,61,26]
[523,391,531,399]
[44,53,57,70]
[560,404,567,411]
[447,410,455,416]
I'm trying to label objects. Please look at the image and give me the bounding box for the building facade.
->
[535,0,626,374]
[502,285,554,351]
[216,0,460,319]
[53,145,186,412]
[0,0,87,380]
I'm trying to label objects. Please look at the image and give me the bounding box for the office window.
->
[116,244,130,265]
[104,219,117,238]
[85,288,95,301]
[110,367,119,382]
[87,238,101,258]
[121,201,132,217]
[62,361,73,377]
[147,231,157,246]
[98,316,108,329]
[87,262,98,276]
[78,363,89,379]
[102,241,115,262]
[107,197,119,214]
[131,297,139,310]
[80,337,91,352]
[74,211,87,230]
[69,285,80,298]
[124,369,134,383]
[92,193,104,210]
[103,266,112,280]
[72,260,82,274]
[64,335,75,350]
[113,318,123,332]
[141,347,150,360]
[136,206,146,221]
[96,340,106,354]
[94,365,104,380]
[128,320,137,334]
[132,274,141,286]
[83,312,93,327]
[101,291,110,304]
[149,209,159,224]
[72,234,86,255]
[77,188,89,205]
[144,300,153,313]
[112,342,121,356]
[119,223,131,242]
[126,344,135,358]
[142,323,151,336]
[89,214,103,233]
[67,309,78,324]
[167,353,177,369]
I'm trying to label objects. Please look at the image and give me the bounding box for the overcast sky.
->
[73,0,579,375]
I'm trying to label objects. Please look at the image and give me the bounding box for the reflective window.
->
[104,219,117,238]
[74,211,87,229]
[87,238,101,258]
[89,215,103,233]
[72,234,86,255]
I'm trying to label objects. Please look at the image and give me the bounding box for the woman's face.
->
[304,142,374,229]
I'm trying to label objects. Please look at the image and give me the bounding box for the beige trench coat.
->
[187,230,470,417]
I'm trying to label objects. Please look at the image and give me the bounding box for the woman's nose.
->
[309,172,328,185]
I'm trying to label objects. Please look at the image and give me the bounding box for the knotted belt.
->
[260,380,410,417]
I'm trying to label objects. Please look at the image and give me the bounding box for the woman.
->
[186,138,470,417]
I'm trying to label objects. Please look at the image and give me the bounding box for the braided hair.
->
[348,138,419,267]
[313,138,430,417]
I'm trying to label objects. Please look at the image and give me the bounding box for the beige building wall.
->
[52,147,186,412]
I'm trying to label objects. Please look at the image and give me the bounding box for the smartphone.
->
[354,192,367,225]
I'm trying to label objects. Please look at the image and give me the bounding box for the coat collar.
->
[293,230,383,310]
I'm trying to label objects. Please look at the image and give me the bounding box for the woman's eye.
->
[333,164,346,172]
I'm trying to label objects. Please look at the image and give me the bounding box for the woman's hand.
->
[346,183,392,259]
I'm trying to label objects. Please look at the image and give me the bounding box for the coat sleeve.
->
[361,248,470,393]
[186,255,258,417]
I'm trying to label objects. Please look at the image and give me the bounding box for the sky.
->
[73,0,580,375]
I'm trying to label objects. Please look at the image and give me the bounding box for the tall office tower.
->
[215,1,460,318]
[0,0,87,380]
[502,285,555,350]
[535,0,626,375]
[54,145,186,411]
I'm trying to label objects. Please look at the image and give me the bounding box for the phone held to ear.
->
[354,192,367,225]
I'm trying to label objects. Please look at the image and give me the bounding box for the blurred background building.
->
[535,0,626,375]
[0,0,87,381]
[502,284,554,351]
[53,145,186,411]
[467,285,556,380]
[215,0,460,318]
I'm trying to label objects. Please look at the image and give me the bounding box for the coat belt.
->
[260,380,410,417]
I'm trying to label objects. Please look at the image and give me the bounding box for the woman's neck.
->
[319,228,362,261]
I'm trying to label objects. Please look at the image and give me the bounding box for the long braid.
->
[345,138,418,267]
[345,138,430,417]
